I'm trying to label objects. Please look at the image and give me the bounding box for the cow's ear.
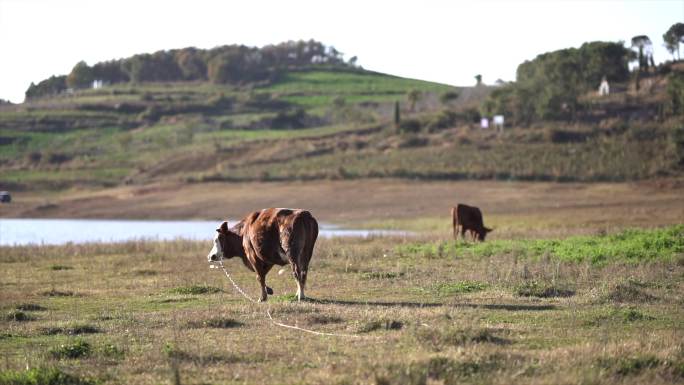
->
[217,221,229,234]
[485,227,494,233]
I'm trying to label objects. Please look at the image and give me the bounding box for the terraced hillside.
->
[0,68,462,189]
[1,63,683,191]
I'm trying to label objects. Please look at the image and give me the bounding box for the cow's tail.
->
[288,211,318,293]
[451,207,459,240]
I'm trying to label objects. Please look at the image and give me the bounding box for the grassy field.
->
[1,223,683,384]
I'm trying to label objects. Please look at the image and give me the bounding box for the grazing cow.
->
[207,208,318,302]
[451,204,492,241]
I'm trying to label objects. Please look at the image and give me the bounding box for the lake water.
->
[0,218,408,246]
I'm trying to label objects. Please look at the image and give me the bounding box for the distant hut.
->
[0,191,11,203]
[598,76,610,96]
[493,115,504,133]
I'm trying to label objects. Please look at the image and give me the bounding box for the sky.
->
[0,0,682,103]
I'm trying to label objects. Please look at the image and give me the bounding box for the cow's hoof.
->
[258,297,267,303]
[266,287,274,295]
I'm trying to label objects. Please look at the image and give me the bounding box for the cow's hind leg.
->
[295,239,315,301]
[286,225,317,302]
[289,256,306,301]
[253,262,273,302]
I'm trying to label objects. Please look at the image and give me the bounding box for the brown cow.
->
[452,204,492,241]
[207,208,318,302]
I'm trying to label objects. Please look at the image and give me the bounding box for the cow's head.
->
[477,227,494,241]
[207,222,233,262]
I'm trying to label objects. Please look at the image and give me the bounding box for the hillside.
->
[1,57,683,192]
[0,67,465,190]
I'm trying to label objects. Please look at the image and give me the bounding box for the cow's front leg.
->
[256,273,267,302]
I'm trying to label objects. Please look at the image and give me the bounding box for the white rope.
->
[214,257,366,338]
[218,258,257,303]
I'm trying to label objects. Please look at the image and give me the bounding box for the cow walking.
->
[452,204,492,241]
[207,208,318,302]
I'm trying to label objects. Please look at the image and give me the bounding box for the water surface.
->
[0,218,407,246]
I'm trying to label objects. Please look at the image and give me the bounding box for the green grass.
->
[0,367,94,385]
[397,225,684,265]
[260,70,456,96]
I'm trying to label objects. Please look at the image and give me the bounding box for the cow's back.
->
[243,208,318,265]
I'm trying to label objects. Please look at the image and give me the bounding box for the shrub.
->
[6,311,34,322]
[187,317,243,329]
[357,319,403,333]
[50,339,91,359]
[101,343,124,359]
[440,91,460,104]
[543,128,592,143]
[515,281,575,298]
[40,289,75,297]
[436,281,488,295]
[667,71,684,115]
[604,280,656,303]
[397,119,422,133]
[15,303,47,312]
[425,110,457,132]
[46,152,72,164]
[670,125,684,166]
[596,355,661,376]
[41,324,100,335]
[397,134,429,148]
[49,265,72,271]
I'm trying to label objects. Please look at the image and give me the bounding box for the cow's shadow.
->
[305,297,556,311]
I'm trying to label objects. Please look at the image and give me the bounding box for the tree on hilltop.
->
[66,61,94,89]
[475,74,482,86]
[631,35,654,71]
[406,89,422,112]
[664,23,684,61]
